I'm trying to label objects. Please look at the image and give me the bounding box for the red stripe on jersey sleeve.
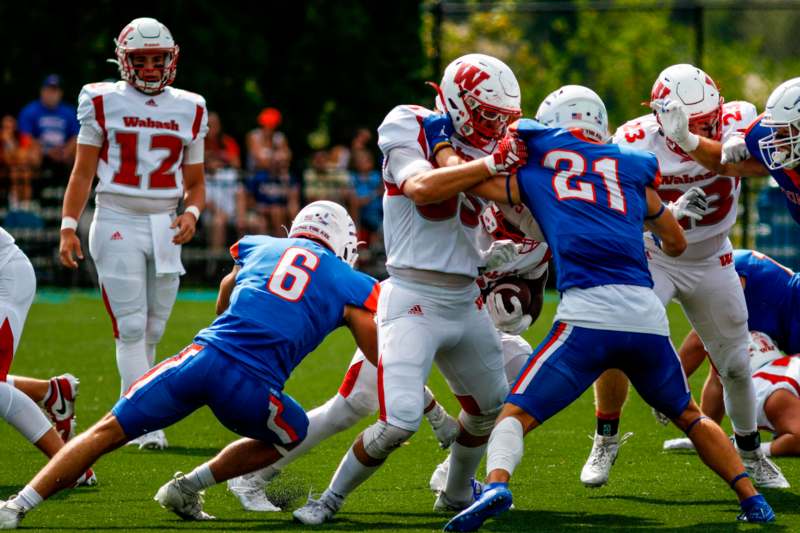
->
[415,115,429,159]
[384,179,404,196]
[753,371,800,396]
[362,283,380,313]
[91,95,109,162]
[0,318,13,381]
[651,169,662,189]
[229,241,240,261]
[192,105,204,140]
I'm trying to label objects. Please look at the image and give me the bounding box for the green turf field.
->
[2,292,799,532]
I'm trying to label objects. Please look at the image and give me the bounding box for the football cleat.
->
[651,407,670,426]
[740,449,790,489]
[0,499,24,529]
[75,468,98,487]
[41,374,79,442]
[434,490,475,513]
[135,430,168,450]
[227,474,280,512]
[444,483,513,532]
[292,492,340,525]
[580,432,633,488]
[429,456,451,495]
[737,494,776,522]
[154,472,215,521]
[663,437,694,450]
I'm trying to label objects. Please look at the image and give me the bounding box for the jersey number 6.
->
[267,247,320,302]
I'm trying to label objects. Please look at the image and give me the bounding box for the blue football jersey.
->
[744,115,800,225]
[514,119,661,292]
[735,249,800,354]
[195,236,379,385]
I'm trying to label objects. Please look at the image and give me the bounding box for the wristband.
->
[678,132,700,153]
[60,216,78,232]
[644,203,666,221]
[483,155,498,176]
[184,205,201,220]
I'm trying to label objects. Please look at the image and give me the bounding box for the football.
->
[491,277,532,314]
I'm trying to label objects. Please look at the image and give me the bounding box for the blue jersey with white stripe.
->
[744,115,800,225]
[735,249,800,354]
[195,236,379,385]
[514,119,661,292]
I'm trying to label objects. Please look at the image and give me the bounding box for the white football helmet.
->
[651,64,723,151]
[535,85,609,142]
[114,18,179,94]
[438,54,521,149]
[747,331,783,372]
[758,77,800,170]
[289,201,359,267]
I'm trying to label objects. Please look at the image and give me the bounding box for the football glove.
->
[721,133,750,164]
[480,239,523,271]
[483,132,527,175]
[422,113,455,156]
[667,186,709,221]
[487,292,532,335]
[650,99,699,153]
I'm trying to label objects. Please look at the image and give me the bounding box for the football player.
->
[657,77,800,226]
[444,85,774,531]
[0,227,94,485]
[292,53,528,525]
[580,64,785,489]
[58,17,208,450]
[665,249,800,457]
[0,201,380,528]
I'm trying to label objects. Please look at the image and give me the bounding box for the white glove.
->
[487,292,532,335]
[424,402,461,449]
[663,437,695,450]
[667,186,709,221]
[480,239,523,271]
[721,133,750,164]
[650,99,699,152]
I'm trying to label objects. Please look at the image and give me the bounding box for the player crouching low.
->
[0,201,379,529]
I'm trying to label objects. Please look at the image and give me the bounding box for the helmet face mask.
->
[758,77,800,170]
[115,18,179,94]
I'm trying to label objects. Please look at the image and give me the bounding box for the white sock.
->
[146,343,157,368]
[761,442,773,457]
[444,441,486,502]
[0,382,52,443]
[273,395,367,470]
[181,463,216,492]
[115,338,149,395]
[12,485,43,512]
[486,417,524,477]
[721,373,757,435]
[423,386,436,407]
[328,447,380,500]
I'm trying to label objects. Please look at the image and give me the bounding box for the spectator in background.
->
[303,149,352,206]
[241,107,296,235]
[1,114,41,212]
[204,111,241,254]
[351,127,373,154]
[17,75,78,177]
[349,149,383,247]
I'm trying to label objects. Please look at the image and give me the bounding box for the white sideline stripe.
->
[514,324,572,394]
[124,347,200,399]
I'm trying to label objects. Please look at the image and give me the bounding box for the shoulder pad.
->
[377,105,434,154]
[721,101,758,138]
[612,114,659,148]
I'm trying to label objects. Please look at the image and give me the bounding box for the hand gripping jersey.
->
[195,236,379,385]
[735,249,800,354]
[514,120,660,292]
[476,203,550,290]
[378,105,490,278]
[77,81,208,203]
[744,115,800,225]
[615,101,757,244]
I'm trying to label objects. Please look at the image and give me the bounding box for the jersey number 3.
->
[112,132,183,189]
[267,248,320,301]
[546,150,627,213]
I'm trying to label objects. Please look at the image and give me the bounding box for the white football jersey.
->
[476,203,550,290]
[614,101,757,244]
[77,81,208,202]
[0,227,16,269]
[379,104,489,278]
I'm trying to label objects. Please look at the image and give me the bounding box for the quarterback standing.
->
[58,17,207,449]
[580,64,786,489]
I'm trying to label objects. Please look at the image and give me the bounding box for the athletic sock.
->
[181,463,216,492]
[596,411,620,437]
[0,382,53,443]
[486,417,524,476]
[444,441,487,503]
[12,485,43,512]
[329,447,379,501]
[115,338,149,395]
[145,343,157,368]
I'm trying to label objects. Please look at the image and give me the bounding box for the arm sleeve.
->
[183,138,204,164]
[76,88,104,146]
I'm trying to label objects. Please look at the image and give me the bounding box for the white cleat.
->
[154,472,216,520]
[0,500,24,529]
[41,373,79,442]
[292,493,340,525]
[75,468,98,487]
[663,437,694,450]
[740,449,791,489]
[580,432,633,488]
[136,430,168,450]
[227,474,280,512]
[429,456,451,495]
[433,490,473,512]
[651,407,670,426]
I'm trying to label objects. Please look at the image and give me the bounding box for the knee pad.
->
[362,421,415,460]
[101,275,146,341]
[327,395,371,432]
[459,406,502,437]
[708,336,751,381]
[116,310,147,342]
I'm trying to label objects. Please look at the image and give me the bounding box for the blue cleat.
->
[737,494,776,523]
[444,483,512,532]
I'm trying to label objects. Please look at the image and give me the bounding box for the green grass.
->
[2,293,799,532]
